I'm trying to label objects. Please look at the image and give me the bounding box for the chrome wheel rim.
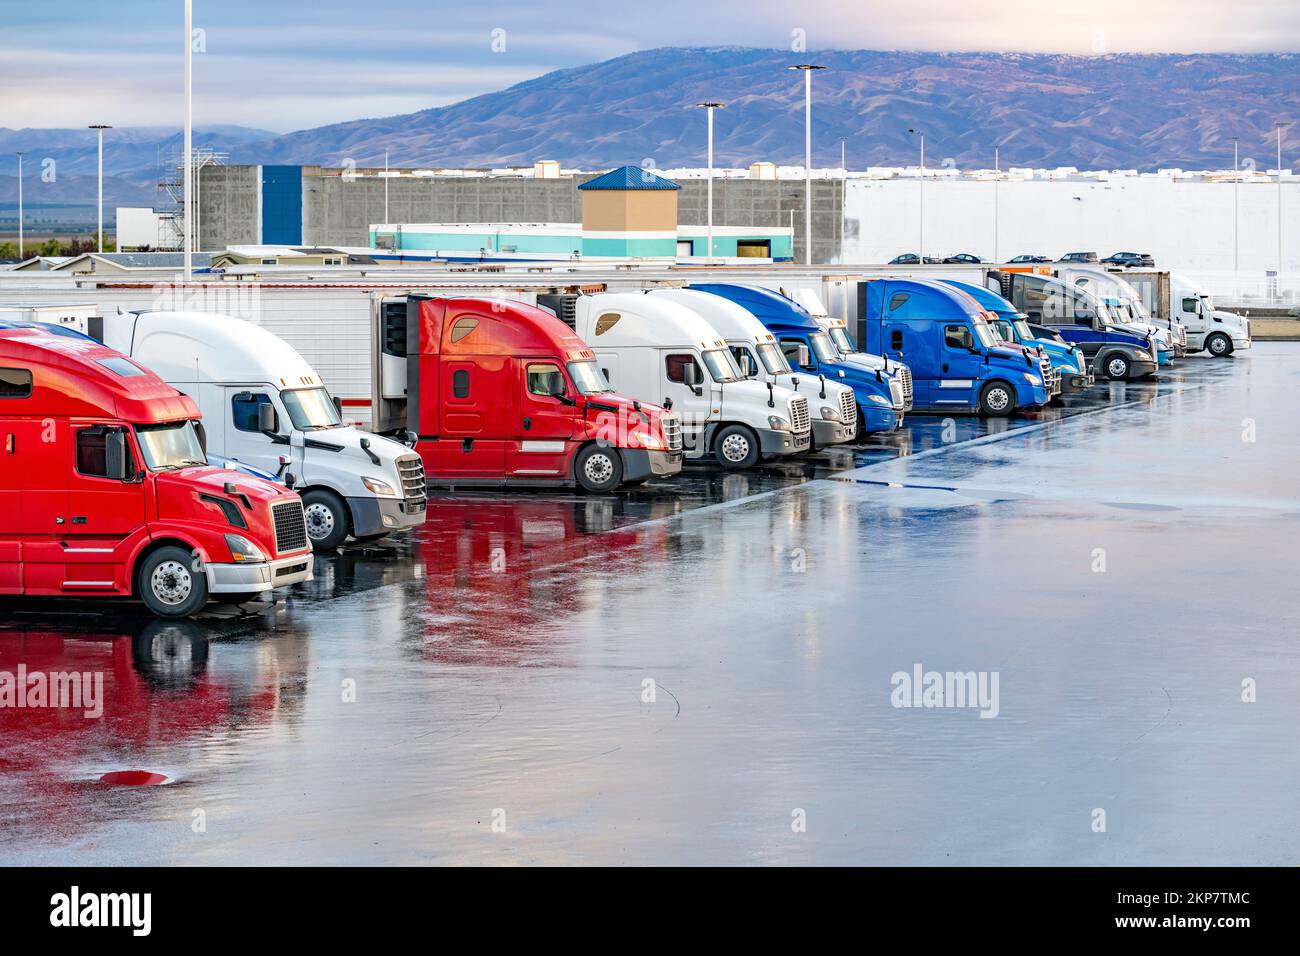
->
[721,434,750,462]
[151,560,193,606]
[583,453,615,485]
[1209,336,1228,355]
[1108,358,1127,378]
[986,388,1010,412]
[305,502,335,540]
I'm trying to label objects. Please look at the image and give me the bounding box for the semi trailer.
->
[644,288,859,451]
[0,325,313,617]
[687,282,909,435]
[371,294,683,491]
[102,310,428,550]
[859,278,1052,416]
[570,291,809,469]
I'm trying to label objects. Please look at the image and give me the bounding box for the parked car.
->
[889,253,941,265]
[1058,251,1098,263]
[1101,251,1155,268]
[1009,254,1051,264]
[943,253,983,264]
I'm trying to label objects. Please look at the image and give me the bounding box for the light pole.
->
[183,0,193,281]
[839,137,846,262]
[696,102,725,259]
[15,152,23,259]
[1277,123,1285,290]
[384,148,390,225]
[993,145,1000,263]
[89,124,112,253]
[789,64,826,265]
[909,128,925,260]
[1232,138,1239,278]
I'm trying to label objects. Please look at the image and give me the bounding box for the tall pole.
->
[994,146,1000,263]
[696,103,725,260]
[89,125,111,252]
[909,128,925,260]
[1232,138,1239,277]
[183,0,193,281]
[384,148,390,225]
[789,65,826,265]
[1277,123,1284,288]
[15,153,23,259]
[839,137,846,262]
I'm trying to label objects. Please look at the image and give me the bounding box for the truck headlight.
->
[635,431,665,450]
[767,415,790,431]
[819,405,841,421]
[1023,373,1041,385]
[362,477,397,496]
[1135,350,1152,361]
[866,393,891,406]
[225,533,267,564]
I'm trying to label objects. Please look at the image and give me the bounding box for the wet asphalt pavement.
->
[1,347,1296,865]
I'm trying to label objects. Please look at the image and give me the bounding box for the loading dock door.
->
[736,240,770,258]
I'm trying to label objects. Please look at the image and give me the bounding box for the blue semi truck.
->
[857,278,1052,416]
[940,280,1094,396]
[689,282,909,436]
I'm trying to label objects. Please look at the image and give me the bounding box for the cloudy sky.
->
[6,0,1300,131]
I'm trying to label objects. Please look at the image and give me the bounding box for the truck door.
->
[661,351,707,457]
[63,422,147,591]
[934,323,981,407]
[227,387,281,467]
[506,360,577,479]
[881,323,931,406]
[0,412,30,593]
[423,358,508,479]
[7,417,68,594]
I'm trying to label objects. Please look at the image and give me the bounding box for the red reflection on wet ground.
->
[99,770,169,786]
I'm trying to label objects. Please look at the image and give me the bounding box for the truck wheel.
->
[714,424,760,470]
[137,546,208,618]
[575,444,623,493]
[978,381,1015,417]
[1102,354,1131,380]
[1205,332,1233,357]
[302,489,350,550]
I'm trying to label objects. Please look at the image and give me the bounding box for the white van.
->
[646,288,858,449]
[104,310,427,550]
[573,292,811,469]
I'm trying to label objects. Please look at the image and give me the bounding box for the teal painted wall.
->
[581,236,677,257]
[676,233,794,260]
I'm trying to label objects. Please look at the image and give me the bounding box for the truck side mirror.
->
[797,345,811,368]
[105,429,130,481]
[333,395,343,417]
[194,421,208,454]
[258,403,279,434]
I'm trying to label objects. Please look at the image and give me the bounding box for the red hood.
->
[155,466,295,506]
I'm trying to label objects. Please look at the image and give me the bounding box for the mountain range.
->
[4,47,1299,212]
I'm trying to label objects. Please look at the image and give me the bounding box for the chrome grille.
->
[788,395,810,434]
[888,377,905,408]
[661,414,683,452]
[272,500,308,554]
[838,387,857,426]
[896,366,914,409]
[397,454,427,512]
[1039,355,1060,394]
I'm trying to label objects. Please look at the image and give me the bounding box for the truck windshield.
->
[989,319,1016,342]
[282,387,342,430]
[136,420,207,471]
[701,348,744,383]
[972,323,1000,349]
[756,343,790,374]
[827,327,855,355]
[808,333,838,364]
[567,360,612,394]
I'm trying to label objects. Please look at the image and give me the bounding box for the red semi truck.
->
[372,295,683,492]
[0,326,313,618]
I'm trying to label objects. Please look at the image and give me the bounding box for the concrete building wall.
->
[197,165,260,251]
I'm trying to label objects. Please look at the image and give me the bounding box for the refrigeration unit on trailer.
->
[571,291,810,469]
[994,272,1161,381]
[0,326,313,618]
[644,288,859,450]
[687,282,909,435]
[940,280,1091,395]
[859,278,1051,416]
[370,294,683,491]
[102,310,427,550]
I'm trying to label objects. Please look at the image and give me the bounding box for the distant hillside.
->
[239,48,1300,172]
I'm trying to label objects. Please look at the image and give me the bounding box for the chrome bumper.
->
[206,553,314,593]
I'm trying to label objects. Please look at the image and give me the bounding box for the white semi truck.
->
[1119,271,1251,356]
[572,292,812,469]
[103,310,428,550]
[645,288,859,450]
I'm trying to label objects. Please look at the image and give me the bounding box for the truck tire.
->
[1102,353,1131,381]
[574,444,623,493]
[302,488,350,550]
[978,381,1015,417]
[137,545,209,618]
[1205,332,1233,357]
[714,424,760,470]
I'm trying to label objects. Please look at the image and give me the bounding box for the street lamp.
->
[909,128,925,261]
[15,152,23,260]
[183,0,193,281]
[1277,123,1286,290]
[789,64,826,265]
[993,145,1000,263]
[89,125,112,253]
[696,102,726,260]
[839,137,846,262]
[1232,137,1239,278]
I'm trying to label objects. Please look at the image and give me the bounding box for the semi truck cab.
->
[688,282,907,435]
[573,292,810,469]
[645,289,858,450]
[0,326,313,617]
[859,278,1051,416]
[103,310,427,550]
[1168,273,1251,356]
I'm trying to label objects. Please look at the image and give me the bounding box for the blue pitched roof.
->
[579,165,680,191]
